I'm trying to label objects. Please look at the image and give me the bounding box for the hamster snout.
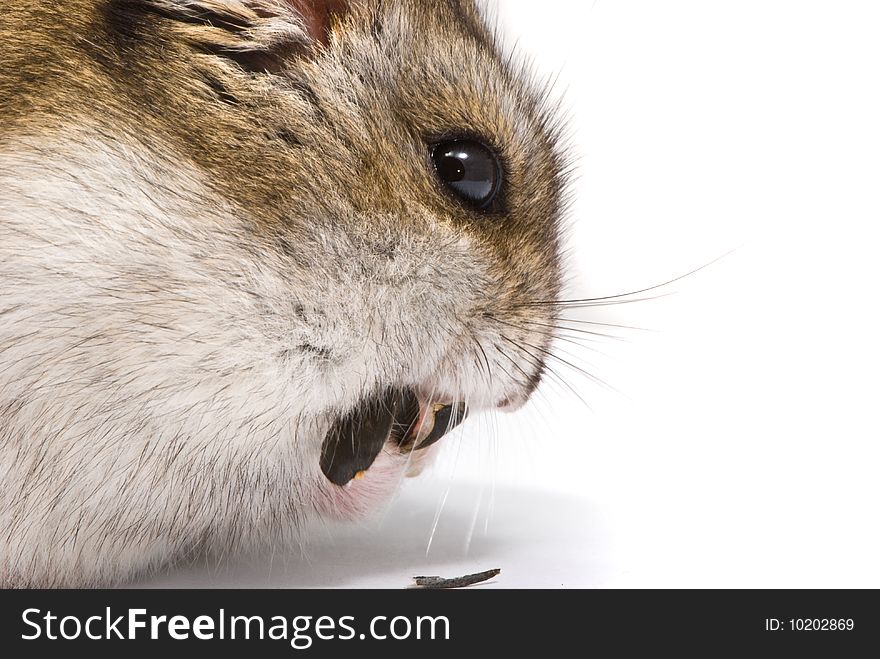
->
[0,0,569,587]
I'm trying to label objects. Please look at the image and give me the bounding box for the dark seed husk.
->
[320,389,419,487]
[412,402,468,451]
[412,569,501,589]
[320,390,468,486]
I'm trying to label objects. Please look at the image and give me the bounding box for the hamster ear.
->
[286,0,351,46]
[135,1,353,69]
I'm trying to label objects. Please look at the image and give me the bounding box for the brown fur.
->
[1,0,564,309]
[0,0,568,586]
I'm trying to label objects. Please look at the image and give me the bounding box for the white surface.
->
[140,0,880,588]
[137,481,604,588]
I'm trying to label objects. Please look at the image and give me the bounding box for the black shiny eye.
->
[431,140,502,210]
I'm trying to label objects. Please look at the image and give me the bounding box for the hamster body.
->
[0,0,567,587]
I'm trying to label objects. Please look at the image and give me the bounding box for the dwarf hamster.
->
[0,0,567,587]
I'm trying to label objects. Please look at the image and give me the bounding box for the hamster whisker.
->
[503,333,618,396]
[547,341,615,379]
[512,251,735,308]
[487,316,616,357]
[493,338,539,388]
[552,331,628,351]
[554,317,653,332]
[425,388,469,557]
[550,333,615,354]
[425,485,451,557]
[486,315,617,358]
[462,477,484,558]
[471,337,494,389]
[513,293,675,309]
[496,335,593,411]
[482,343,538,407]
[546,323,626,342]
[493,315,627,342]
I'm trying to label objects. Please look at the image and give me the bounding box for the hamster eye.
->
[431,140,502,210]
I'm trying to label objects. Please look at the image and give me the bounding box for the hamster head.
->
[0,0,568,584]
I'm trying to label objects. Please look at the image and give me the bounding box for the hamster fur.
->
[0,0,568,587]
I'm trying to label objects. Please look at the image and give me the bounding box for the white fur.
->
[0,125,539,586]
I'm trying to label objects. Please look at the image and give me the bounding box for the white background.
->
[141,0,880,588]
